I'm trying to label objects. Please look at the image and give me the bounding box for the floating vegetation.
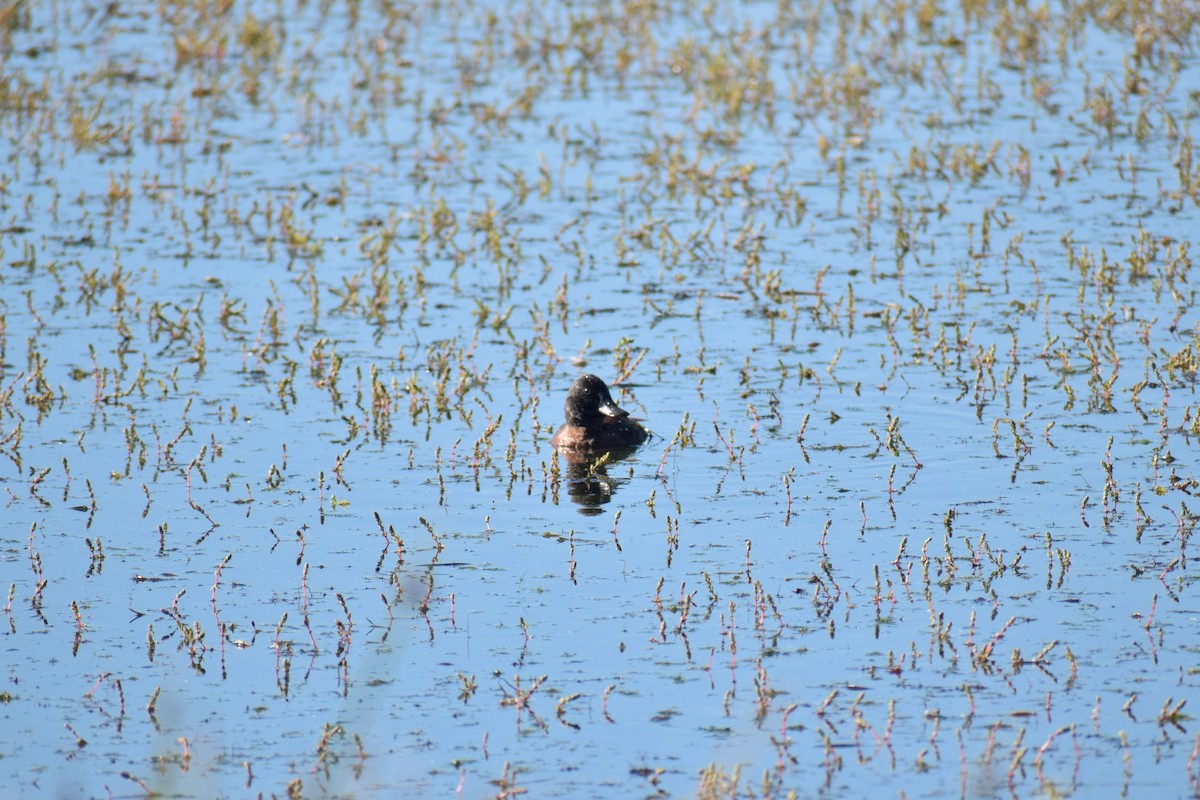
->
[0,0,1199,796]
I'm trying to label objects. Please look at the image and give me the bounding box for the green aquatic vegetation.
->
[2,0,1200,796]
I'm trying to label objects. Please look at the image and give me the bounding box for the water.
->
[1,0,1199,797]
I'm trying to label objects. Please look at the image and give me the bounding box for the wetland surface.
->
[2,0,1200,797]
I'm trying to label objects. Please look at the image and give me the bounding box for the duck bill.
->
[597,399,629,418]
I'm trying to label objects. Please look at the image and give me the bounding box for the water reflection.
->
[558,446,642,515]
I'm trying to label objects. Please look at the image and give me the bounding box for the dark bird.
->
[549,374,648,453]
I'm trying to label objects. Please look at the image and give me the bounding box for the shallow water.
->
[2,0,1199,797]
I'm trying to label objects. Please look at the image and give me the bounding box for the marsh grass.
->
[0,0,1198,797]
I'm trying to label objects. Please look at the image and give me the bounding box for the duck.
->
[549,374,649,452]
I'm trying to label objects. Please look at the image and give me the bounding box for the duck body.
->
[549,374,648,452]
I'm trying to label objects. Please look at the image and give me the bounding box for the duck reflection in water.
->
[549,374,649,514]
